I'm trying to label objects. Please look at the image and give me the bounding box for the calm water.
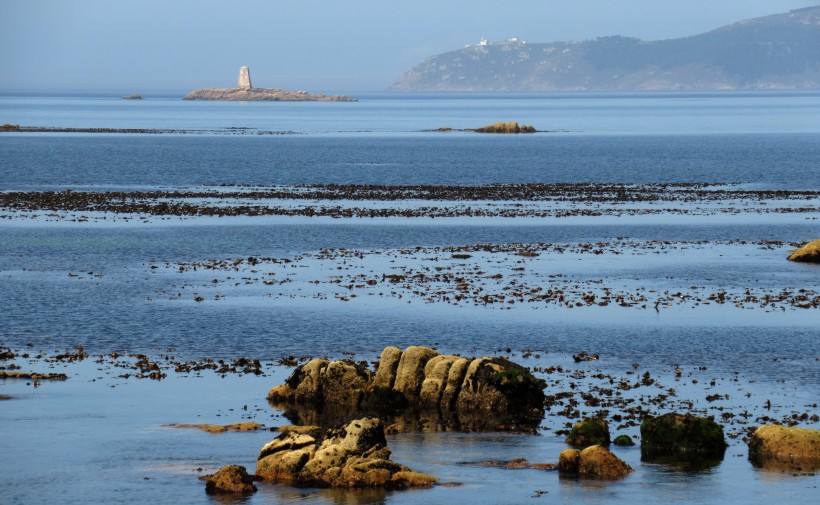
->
[1,92,818,504]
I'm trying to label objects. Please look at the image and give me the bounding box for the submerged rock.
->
[268,346,545,432]
[167,422,264,433]
[748,424,820,473]
[640,412,727,466]
[787,239,820,263]
[201,465,257,495]
[565,418,610,447]
[558,445,632,479]
[256,418,436,489]
[613,434,636,447]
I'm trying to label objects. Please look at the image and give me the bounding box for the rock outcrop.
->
[558,445,633,479]
[787,239,820,263]
[640,412,727,466]
[183,88,356,102]
[565,418,610,447]
[256,418,437,489]
[201,465,257,495]
[267,346,546,432]
[748,424,820,473]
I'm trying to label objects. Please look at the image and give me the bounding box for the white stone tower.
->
[237,66,252,90]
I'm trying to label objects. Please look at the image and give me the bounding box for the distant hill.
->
[391,6,820,92]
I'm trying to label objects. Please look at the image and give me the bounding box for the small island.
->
[429,121,538,134]
[122,94,143,100]
[184,66,356,102]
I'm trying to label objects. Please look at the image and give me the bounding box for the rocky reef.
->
[268,346,546,432]
[748,424,820,473]
[183,87,356,102]
[787,239,820,263]
[167,422,264,433]
[256,418,437,489]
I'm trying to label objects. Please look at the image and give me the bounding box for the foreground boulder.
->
[565,418,610,447]
[268,346,546,432]
[640,412,727,467]
[558,446,632,479]
[748,424,820,473]
[787,239,820,263]
[256,418,436,489]
[201,465,257,495]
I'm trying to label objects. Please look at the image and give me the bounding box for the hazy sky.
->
[1,0,818,92]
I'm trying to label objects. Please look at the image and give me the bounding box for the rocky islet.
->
[267,345,546,432]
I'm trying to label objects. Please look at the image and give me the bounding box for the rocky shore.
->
[183,87,356,102]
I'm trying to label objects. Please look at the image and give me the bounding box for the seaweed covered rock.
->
[565,418,610,447]
[558,445,632,479]
[201,465,257,495]
[641,412,727,464]
[613,434,636,447]
[748,424,820,473]
[268,346,545,432]
[256,418,436,489]
[787,239,820,263]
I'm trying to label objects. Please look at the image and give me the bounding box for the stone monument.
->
[237,66,252,90]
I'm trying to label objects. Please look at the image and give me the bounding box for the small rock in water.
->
[201,465,257,495]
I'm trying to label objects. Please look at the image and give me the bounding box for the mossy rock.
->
[641,412,727,460]
[787,239,820,263]
[566,418,611,447]
[613,434,635,446]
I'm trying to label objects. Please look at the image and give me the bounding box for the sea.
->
[0,91,818,504]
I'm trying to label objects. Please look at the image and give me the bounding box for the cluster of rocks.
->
[267,346,546,432]
[556,413,728,478]
[256,418,436,489]
[194,346,820,495]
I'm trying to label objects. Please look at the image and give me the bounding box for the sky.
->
[1,0,818,92]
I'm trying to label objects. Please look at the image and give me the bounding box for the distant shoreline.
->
[0,125,302,135]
